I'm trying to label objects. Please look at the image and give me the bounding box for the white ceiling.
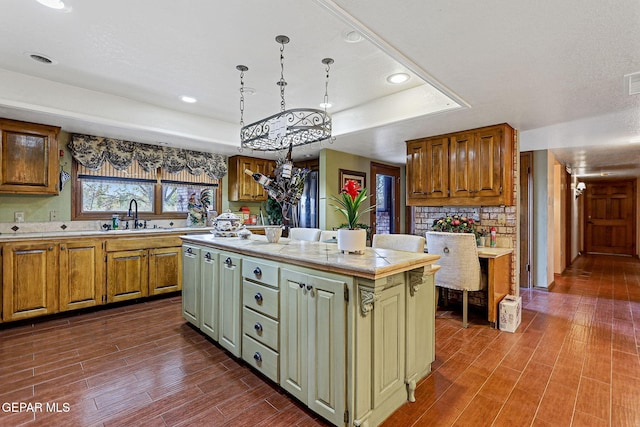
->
[2,0,640,177]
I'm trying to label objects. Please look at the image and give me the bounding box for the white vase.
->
[337,228,367,254]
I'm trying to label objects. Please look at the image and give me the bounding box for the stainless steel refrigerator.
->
[295,170,318,228]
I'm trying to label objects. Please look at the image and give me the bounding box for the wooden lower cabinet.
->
[280,268,346,427]
[2,241,58,321]
[59,239,104,311]
[106,249,149,303]
[149,246,182,295]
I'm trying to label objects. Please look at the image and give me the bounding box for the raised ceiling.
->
[1,0,640,177]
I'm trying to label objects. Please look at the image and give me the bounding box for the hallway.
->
[0,254,638,426]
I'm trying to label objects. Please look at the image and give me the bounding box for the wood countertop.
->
[181,233,440,280]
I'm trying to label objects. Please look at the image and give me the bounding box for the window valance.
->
[68,133,228,179]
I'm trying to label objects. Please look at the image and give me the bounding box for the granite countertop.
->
[0,227,215,242]
[181,233,440,280]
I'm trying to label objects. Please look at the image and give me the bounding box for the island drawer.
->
[242,307,279,351]
[242,335,279,383]
[242,258,278,288]
[243,280,279,318]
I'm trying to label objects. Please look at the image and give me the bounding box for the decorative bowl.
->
[212,210,242,233]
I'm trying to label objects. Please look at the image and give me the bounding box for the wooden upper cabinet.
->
[228,155,276,202]
[0,119,60,194]
[406,123,514,206]
[406,138,449,200]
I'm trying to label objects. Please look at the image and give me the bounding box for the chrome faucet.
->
[128,199,139,229]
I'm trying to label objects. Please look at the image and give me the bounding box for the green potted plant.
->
[330,180,374,254]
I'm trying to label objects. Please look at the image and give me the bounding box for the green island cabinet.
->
[181,234,439,427]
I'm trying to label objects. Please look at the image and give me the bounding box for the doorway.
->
[370,162,400,238]
[519,152,533,288]
[584,180,636,255]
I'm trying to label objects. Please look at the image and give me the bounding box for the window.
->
[72,160,220,220]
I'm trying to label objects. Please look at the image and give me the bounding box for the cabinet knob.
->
[204,252,211,260]
[186,247,193,254]
[254,322,263,333]
[254,293,263,304]
[60,246,65,250]
[299,283,305,289]
[225,257,232,266]
[253,352,262,363]
[306,285,313,291]
[253,267,262,277]
[48,246,54,251]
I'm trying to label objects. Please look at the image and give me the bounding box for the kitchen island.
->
[181,233,440,427]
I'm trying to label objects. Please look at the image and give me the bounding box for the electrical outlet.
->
[14,211,24,223]
[498,213,506,225]
[50,210,58,221]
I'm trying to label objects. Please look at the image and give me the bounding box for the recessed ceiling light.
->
[36,0,71,11]
[319,102,332,109]
[180,96,197,103]
[386,73,410,84]
[243,87,256,96]
[25,52,57,65]
[342,29,364,43]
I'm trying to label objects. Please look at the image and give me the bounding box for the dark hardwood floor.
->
[1,254,639,426]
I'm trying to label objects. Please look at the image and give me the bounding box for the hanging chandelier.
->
[237,35,334,152]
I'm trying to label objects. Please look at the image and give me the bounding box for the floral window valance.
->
[68,133,228,179]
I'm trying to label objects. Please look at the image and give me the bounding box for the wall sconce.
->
[575,181,586,199]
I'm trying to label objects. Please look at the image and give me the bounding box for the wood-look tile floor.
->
[1,254,639,426]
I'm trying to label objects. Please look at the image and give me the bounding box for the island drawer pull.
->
[306,285,313,291]
[225,257,233,266]
[254,322,263,333]
[254,293,263,303]
[299,283,305,289]
[204,252,211,260]
[253,352,262,363]
[253,267,262,276]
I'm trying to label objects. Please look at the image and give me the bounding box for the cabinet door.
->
[425,137,449,199]
[280,269,346,426]
[406,140,428,199]
[200,249,219,340]
[149,246,182,295]
[449,132,475,198]
[280,269,308,403]
[252,158,272,200]
[59,240,104,311]
[2,242,58,321]
[474,127,503,197]
[218,252,242,357]
[0,119,60,194]
[106,249,148,303]
[182,245,201,326]
[306,274,346,427]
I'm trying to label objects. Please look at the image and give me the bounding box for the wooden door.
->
[59,239,104,311]
[106,249,148,302]
[0,119,60,194]
[181,245,201,326]
[218,252,242,357]
[519,152,533,287]
[449,132,474,198]
[306,273,346,427]
[474,127,503,197]
[149,246,182,295]
[370,162,401,237]
[584,180,636,255]
[425,137,449,200]
[3,241,58,321]
[406,140,428,200]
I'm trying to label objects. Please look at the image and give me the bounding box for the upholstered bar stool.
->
[288,227,321,241]
[425,231,484,328]
[372,234,426,253]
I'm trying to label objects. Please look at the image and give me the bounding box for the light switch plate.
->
[50,210,58,221]
[14,211,24,223]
